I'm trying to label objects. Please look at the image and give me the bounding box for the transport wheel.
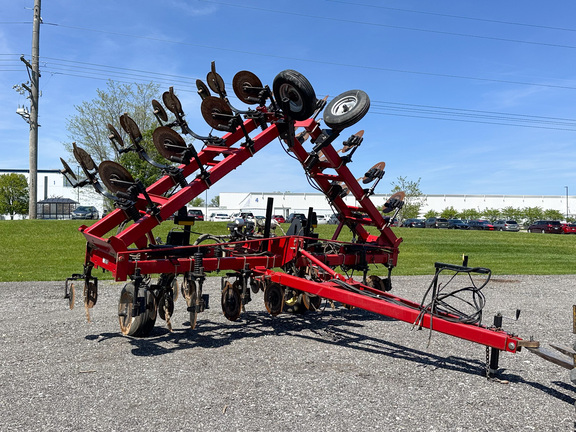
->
[118,283,157,337]
[221,281,242,322]
[264,283,285,316]
[323,90,370,130]
[272,70,317,121]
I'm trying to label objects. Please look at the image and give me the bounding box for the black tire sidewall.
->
[272,70,317,121]
[323,89,370,130]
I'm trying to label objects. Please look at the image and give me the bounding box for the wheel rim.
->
[278,83,304,114]
[329,94,358,116]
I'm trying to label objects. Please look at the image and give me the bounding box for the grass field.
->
[0,220,574,282]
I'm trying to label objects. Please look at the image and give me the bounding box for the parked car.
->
[528,220,563,234]
[230,212,254,221]
[187,209,204,221]
[286,213,308,224]
[327,214,339,225]
[401,218,425,228]
[493,220,520,232]
[71,206,99,219]
[425,217,449,229]
[561,223,576,234]
[316,214,328,224]
[272,215,286,223]
[468,220,495,230]
[208,212,229,221]
[447,219,469,229]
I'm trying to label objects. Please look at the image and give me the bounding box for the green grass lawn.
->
[0,220,574,282]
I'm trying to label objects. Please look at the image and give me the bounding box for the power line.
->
[36,22,576,91]
[370,110,576,132]
[41,57,201,84]
[371,101,576,124]
[195,0,576,50]
[325,0,576,34]
[32,55,576,131]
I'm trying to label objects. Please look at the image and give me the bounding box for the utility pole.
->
[20,0,41,219]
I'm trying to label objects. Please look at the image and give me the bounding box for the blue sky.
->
[2,0,576,202]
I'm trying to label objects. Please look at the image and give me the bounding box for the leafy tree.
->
[482,208,501,222]
[500,206,523,222]
[521,207,544,226]
[389,176,426,222]
[65,80,166,187]
[543,209,564,221]
[458,208,481,221]
[440,206,458,219]
[190,197,205,207]
[209,195,220,207]
[0,174,29,219]
[423,209,437,219]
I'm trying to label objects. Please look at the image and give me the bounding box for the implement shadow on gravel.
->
[89,309,475,372]
[86,307,576,406]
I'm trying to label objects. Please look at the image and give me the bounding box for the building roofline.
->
[236,191,571,199]
[0,168,61,174]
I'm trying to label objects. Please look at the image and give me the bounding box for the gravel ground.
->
[0,275,575,431]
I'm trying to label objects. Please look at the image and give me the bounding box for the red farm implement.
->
[62,63,555,378]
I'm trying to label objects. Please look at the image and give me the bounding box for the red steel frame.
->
[75,106,523,354]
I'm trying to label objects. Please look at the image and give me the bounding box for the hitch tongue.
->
[526,344,575,370]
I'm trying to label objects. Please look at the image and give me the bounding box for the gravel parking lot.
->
[0,275,575,431]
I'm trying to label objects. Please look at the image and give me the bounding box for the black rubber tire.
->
[323,90,370,130]
[272,70,317,121]
[118,282,157,337]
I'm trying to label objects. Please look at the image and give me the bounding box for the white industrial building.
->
[1,169,573,220]
[219,192,573,220]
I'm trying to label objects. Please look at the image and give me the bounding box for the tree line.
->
[421,206,568,226]
[388,176,570,226]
